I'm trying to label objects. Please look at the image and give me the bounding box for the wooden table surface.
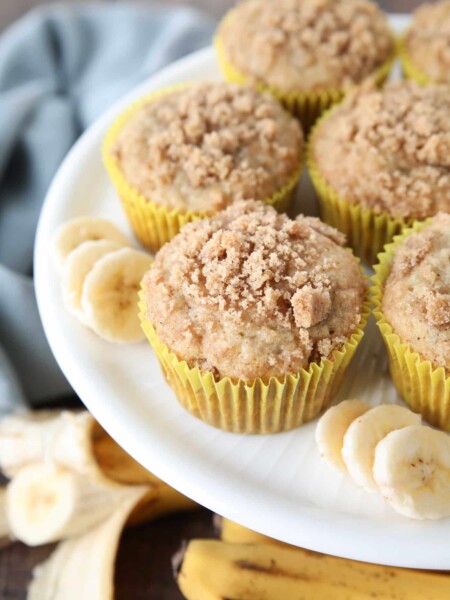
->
[0,1,423,598]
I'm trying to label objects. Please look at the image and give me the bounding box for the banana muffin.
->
[108,82,303,214]
[311,82,450,222]
[143,201,367,382]
[404,0,450,84]
[216,0,394,93]
[382,213,450,372]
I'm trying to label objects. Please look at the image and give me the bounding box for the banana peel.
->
[28,486,148,600]
[1,410,198,547]
[0,487,11,548]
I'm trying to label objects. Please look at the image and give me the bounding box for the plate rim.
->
[35,13,450,570]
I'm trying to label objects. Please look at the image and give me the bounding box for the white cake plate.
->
[35,15,450,570]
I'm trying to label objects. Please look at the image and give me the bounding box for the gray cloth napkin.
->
[0,2,214,412]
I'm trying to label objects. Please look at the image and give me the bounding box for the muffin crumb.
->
[392,232,433,276]
[301,216,347,246]
[292,285,332,328]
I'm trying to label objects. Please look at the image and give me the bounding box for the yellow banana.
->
[129,483,198,526]
[176,539,450,600]
[219,516,289,548]
[92,427,161,485]
[92,427,199,522]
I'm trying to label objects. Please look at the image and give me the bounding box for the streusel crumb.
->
[111,83,303,212]
[406,0,450,84]
[144,201,366,381]
[312,82,450,220]
[218,0,393,92]
[383,213,450,371]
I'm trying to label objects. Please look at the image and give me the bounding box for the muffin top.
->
[382,213,450,372]
[143,201,366,381]
[312,82,450,220]
[218,0,393,92]
[110,83,303,213]
[406,0,450,84]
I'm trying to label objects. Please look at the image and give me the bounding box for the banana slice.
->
[7,463,130,545]
[374,425,450,520]
[0,410,96,477]
[342,404,421,491]
[62,240,125,323]
[53,217,129,271]
[315,399,370,472]
[45,411,98,474]
[0,410,60,477]
[81,247,153,343]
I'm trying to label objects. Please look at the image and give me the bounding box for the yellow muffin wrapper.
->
[138,289,370,434]
[103,84,304,253]
[214,12,395,133]
[398,35,434,85]
[307,109,410,266]
[372,221,450,431]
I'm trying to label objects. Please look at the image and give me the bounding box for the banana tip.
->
[212,513,223,535]
[172,540,187,580]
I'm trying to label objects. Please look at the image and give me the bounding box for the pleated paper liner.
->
[308,110,409,266]
[139,290,370,434]
[372,221,450,431]
[398,36,434,85]
[103,84,304,253]
[214,13,395,133]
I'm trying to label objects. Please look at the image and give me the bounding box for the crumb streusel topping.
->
[144,201,366,381]
[406,0,450,84]
[312,82,450,220]
[382,213,450,371]
[111,83,303,212]
[218,0,393,92]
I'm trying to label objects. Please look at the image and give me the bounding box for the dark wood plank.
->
[115,509,214,600]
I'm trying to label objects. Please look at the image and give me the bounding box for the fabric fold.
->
[0,3,214,410]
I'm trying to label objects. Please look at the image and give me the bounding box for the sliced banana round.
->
[342,404,421,492]
[81,247,153,343]
[374,425,450,520]
[315,399,370,472]
[0,410,61,477]
[62,240,125,323]
[53,217,129,271]
[0,410,98,477]
[6,463,128,546]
